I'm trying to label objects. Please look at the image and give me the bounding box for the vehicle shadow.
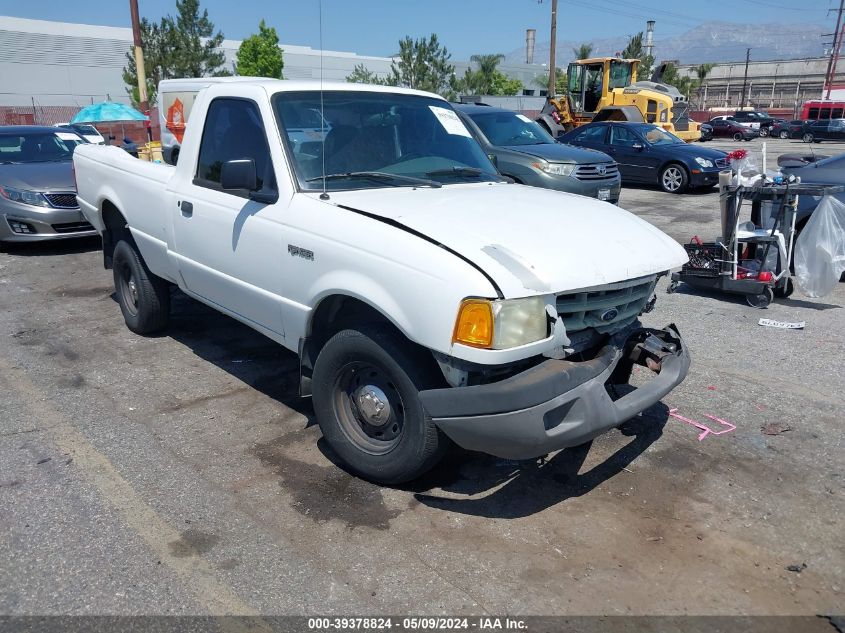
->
[408,397,670,519]
[670,281,842,311]
[622,182,717,197]
[163,289,316,425]
[0,236,101,257]
[155,288,671,518]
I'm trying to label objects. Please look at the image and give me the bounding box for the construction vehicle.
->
[537,57,701,142]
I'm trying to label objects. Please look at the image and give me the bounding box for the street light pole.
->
[548,0,558,97]
[129,0,151,139]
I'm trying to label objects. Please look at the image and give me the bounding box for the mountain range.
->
[506,21,828,66]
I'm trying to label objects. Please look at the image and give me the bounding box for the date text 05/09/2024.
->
[307,617,528,631]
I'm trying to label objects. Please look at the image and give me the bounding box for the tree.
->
[694,63,714,108]
[620,31,654,82]
[532,69,566,94]
[660,62,698,98]
[170,0,229,77]
[122,17,170,108]
[488,71,523,96]
[122,0,229,107]
[573,43,594,60]
[385,34,456,97]
[346,63,385,84]
[236,20,284,78]
[468,53,504,94]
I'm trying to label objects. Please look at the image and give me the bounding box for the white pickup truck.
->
[74,79,690,484]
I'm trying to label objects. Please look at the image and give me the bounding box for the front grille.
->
[44,193,78,209]
[51,221,94,234]
[556,275,657,335]
[715,157,730,169]
[574,163,619,181]
[671,101,691,131]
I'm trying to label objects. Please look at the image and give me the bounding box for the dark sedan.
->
[770,119,807,140]
[708,118,759,141]
[802,119,845,143]
[699,122,714,142]
[0,125,96,246]
[558,122,728,194]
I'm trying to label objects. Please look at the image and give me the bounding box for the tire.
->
[112,239,170,334]
[774,278,794,298]
[779,130,789,139]
[171,148,180,166]
[666,280,680,294]
[659,163,689,194]
[733,132,743,141]
[759,127,769,138]
[746,287,774,309]
[311,327,449,484]
[803,133,814,143]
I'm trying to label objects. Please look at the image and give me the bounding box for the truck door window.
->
[195,98,276,197]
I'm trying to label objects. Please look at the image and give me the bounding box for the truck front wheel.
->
[112,240,170,335]
[311,327,449,484]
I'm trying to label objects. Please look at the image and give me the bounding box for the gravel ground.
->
[0,136,843,619]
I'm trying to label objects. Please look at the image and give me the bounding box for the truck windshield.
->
[609,61,633,89]
[273,91,501,191]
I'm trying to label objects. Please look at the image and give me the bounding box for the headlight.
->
[453,296,548,349]
[0,186,49,207]
[531,161,575,177]
[695,157,714,168]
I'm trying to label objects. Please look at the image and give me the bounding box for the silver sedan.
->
[0,126,98,246]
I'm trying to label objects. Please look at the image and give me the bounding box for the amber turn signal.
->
[452,299,493,348]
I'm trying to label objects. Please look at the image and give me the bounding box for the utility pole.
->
[548,0,558,97]
[129,0,151,139]
[740,48,751,108]
[824,0,844,99]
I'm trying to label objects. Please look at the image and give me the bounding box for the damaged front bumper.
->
[420,324,689,460]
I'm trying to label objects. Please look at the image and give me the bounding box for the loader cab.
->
[567,58,639,114]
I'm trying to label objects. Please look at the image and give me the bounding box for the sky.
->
[0,0,836,60]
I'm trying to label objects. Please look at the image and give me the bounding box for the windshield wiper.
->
[306,171,441,188]
[425,166,485,178]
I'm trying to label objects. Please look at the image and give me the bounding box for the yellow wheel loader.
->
[537,58,700,142]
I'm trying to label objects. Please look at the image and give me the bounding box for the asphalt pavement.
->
[1,136,843,620]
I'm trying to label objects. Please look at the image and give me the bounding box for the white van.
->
[158,77,257,164]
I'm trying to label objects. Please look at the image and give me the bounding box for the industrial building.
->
[0,15,543,122]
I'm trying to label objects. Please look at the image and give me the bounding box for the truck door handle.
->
[180,201,193,217]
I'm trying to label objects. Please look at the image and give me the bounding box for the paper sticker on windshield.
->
[516,114,533,123]
[55,132,79,141]
[429,106,471,137]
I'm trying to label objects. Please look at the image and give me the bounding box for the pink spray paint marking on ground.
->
[669,409,737,441]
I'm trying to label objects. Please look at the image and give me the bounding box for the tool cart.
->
[667,183,844,308]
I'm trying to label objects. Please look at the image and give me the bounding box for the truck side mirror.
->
[221,159,257,191]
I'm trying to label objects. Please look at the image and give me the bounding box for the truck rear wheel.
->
[112,239,170,334]
[311,327,449,484]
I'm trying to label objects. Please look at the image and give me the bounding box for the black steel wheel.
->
[311,327,449,484]
[746,287,774,309]
[112,240,170,334]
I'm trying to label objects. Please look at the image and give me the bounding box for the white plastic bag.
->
[794,195,845,298]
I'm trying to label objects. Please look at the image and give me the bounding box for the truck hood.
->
[324,183,687,297]
[0,161,75,192]
[501,142,613,164]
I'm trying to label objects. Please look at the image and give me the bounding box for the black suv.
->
[732,111,776,137]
